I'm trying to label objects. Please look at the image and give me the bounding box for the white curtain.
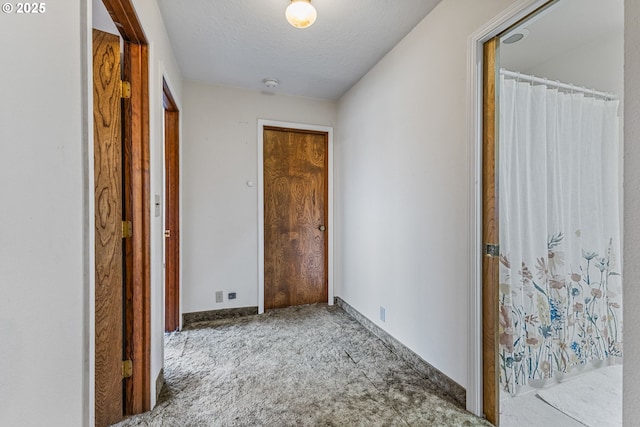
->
[498,75,622,394]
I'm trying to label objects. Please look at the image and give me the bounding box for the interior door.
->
[263,127,328,310]
[163,81,180,332]
[482,36,500,426]
[93,28,124,427]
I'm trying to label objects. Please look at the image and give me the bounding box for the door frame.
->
[257,119,334,314]
[90,0,151,422]
[122,38,151,416]
[465,0,556,418]
[163,77,181,332]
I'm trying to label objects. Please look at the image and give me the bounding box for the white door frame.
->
[257,119,334,314]
[465,0,556,416]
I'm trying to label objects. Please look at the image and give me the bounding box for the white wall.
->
[525,30,624,102]
[335,0,513,388]
[182,83,337,314]
[623,1,640,424]
[0,1,182,424]
[0,1,88,425]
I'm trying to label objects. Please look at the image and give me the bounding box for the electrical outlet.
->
[215,291,223,303]
[228,292,236,300]
[380,306,386,322]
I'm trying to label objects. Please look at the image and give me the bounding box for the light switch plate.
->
[154,194,161,217]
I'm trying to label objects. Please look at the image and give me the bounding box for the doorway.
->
[473,0,624,425]
[163,79,180,332]
[93,0,151,425]
[257,120,334,314]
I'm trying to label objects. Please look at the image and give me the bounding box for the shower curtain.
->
[498,75,623,394]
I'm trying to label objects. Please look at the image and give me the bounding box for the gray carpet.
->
[114,304,490,426]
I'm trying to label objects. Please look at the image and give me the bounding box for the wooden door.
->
[163,80,180,332]
[482,36,500,426]
[96,0,152,416]
[263,127,328,310]
[93,28,124,427]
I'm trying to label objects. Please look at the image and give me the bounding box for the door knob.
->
[318,225,326,231]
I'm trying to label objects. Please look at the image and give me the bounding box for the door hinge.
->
[122,220,133,238]
[485,243,500,257]
[122,359,133,379]
[164,229,171,238]
[121,80,131,99]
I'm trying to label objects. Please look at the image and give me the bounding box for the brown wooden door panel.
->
[264,127,328,310]
[93,28,124,427]
[482,36,500,426]
[96,0,152,416]
[164,80,180,332]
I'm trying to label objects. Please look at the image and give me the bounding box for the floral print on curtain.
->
[499,235,622,393]
[498,75,622,394]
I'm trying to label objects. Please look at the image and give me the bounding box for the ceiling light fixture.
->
[502,28,530,44]
[285,0,317,29]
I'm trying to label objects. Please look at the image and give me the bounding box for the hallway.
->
[114,305,489,426]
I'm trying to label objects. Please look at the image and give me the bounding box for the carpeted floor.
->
[114,304,490,426]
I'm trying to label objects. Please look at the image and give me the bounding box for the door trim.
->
[121,39,151,416]
[257,119,334,314]
[465,0,555,418]
[163,77,180,332]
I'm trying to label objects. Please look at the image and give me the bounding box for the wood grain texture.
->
[121,40,151,415]
[93,29,123,427]
[101,0,147,44]
[164,80,180,332]
[264,127,328,310]
[122,39,135,415]
[482,36,500,427]
[99,0,151,416]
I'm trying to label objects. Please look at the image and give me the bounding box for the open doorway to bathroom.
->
[492,1,624,426]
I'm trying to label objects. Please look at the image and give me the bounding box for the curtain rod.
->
[500,68,617,100]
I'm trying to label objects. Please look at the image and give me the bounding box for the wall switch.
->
[215,291,223,303]
[154,194,161,217]
[380,306,386,322]
[228,292,237,300]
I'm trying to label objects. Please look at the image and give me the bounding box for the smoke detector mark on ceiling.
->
[263,78,279,88]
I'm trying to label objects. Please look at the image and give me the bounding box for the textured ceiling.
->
[157,0,442,100]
